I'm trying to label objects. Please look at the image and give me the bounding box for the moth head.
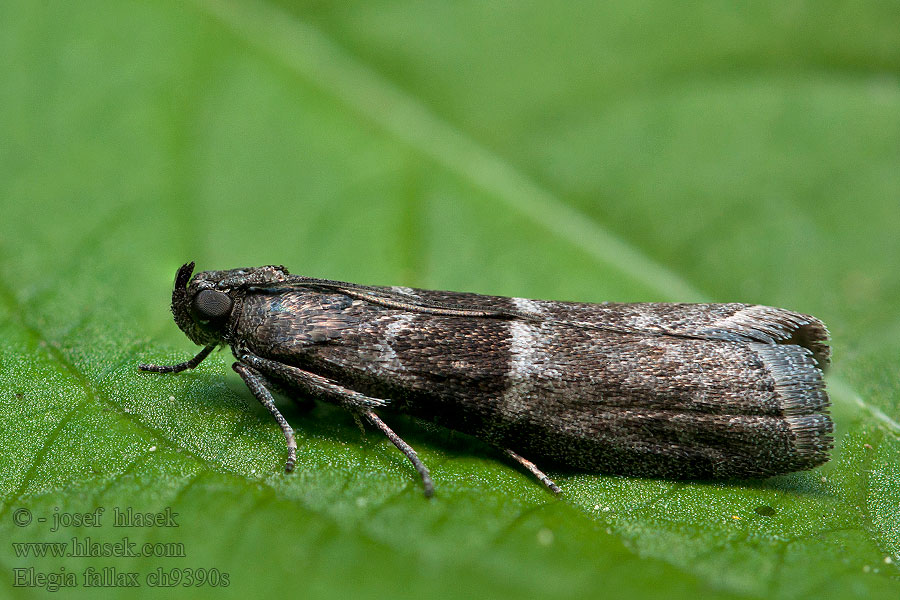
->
[170,262,291,346]
[170,262,235,346]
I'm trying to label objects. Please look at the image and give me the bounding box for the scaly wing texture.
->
[234,287,831,479]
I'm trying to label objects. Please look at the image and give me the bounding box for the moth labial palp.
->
[139,262,833,498]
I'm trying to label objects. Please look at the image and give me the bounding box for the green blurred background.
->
[1,1,898,598]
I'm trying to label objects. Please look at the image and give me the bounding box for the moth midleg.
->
[139,345,215,373]
[232,362,298,473]
[503,448,561,495]
[362,409,434,498]
[237,352,433,496]
[237,353,389,410]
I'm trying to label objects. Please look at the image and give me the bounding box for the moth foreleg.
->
[503,448,561,495]
[362,409,434,498]
[232,362,297,473]
[139,345,215,373]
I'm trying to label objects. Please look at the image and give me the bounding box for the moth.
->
[140,262,832,497]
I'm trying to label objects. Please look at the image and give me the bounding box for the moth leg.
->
[139,345,215,373]
[237,352,434,497]
[232,362,297,473]
[362,409,434,498]
[503,448,561,495]
[237,352,389,410]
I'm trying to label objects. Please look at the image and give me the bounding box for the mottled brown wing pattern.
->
[233,282,832,480]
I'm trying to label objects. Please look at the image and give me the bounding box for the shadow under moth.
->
[139,262,832,497]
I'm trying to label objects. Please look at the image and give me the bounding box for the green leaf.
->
[2,1,898,598]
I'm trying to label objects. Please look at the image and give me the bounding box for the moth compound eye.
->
[193,289,233,320]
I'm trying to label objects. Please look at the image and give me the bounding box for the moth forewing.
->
[140,262,832,497]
